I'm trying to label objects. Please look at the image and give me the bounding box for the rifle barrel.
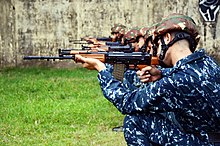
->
[23,56,75,60]
[96,37,112,42]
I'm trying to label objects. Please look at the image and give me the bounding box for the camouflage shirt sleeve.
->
[123,69,142,91]
[160,68,172,77]
[105,63,114,73]
[98,68,177,114]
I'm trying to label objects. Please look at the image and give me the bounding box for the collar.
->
[167,49,206,75]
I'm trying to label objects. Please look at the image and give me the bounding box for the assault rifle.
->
[23,51,158,81]
[83,36,112,42]
[23,51,159,69]
[69,39,91,44]
[105,41,121,46]
[60,44,134,54]
[70,37,113,44]
[60,42,133,52]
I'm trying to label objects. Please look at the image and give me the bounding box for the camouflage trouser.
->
[123,113,212,146]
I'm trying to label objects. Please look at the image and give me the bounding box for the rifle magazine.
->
[112,64,125,82]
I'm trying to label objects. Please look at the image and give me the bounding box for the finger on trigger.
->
[141,66,151,72]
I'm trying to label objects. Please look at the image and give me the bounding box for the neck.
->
[169,40,192,66]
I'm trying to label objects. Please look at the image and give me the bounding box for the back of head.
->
[154,13,200,52]
[143,24,157,42]
[124,27,140,43]
[111,23,127,35]
[139,27,149,37]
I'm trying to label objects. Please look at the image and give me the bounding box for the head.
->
[138,27,149,52]
[124,27,141,52]
[137,25,157,54]
[153,13,200,67]
[111,23,127,42]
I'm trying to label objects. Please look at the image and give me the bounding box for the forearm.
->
[123,69,143,90]
[95,61,106,72]
[160,68,171,77]
[98,69,158,114]
[105,63,114,73]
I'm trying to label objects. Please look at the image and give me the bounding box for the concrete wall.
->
[0,0,219,67]
[0,0,16,67]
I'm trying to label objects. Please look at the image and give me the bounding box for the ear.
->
[164,33,172,43]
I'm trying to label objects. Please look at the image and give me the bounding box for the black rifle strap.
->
[112,64,125,82]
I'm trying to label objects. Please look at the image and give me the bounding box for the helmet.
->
[153,14,200,65]
[143,24,157,41]
[154,13,200,45]
[124,27,140,41]
[111,23,127,35]
[139,27,149,37]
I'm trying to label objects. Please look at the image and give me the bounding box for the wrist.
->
[95,62,106,72]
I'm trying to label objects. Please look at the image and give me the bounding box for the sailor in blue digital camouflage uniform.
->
[122,26,158,91]
[122,27,146,91]
[75,13,220,146]
[108,27,149,132]
[107,26,153,91]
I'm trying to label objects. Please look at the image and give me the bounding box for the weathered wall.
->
[0,0,16,67]
[0,0,219,67]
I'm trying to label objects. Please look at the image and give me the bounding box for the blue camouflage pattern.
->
[123,69,142,91]
[98,49,220,145]
[105,63,144,91]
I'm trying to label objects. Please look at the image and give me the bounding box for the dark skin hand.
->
[136,65,162,83]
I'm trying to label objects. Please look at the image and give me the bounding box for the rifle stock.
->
[151,56,159,65]
[80,53,106,62]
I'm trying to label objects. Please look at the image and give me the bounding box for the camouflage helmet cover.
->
[111,23,127,34]
[154,13,200,44]
[124,27,140,41]
[143,25,157,41]
[139,27,149,37]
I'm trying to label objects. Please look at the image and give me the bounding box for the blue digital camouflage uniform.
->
[98,49,220,145]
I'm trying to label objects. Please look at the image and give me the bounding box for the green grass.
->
[0,67,126,146]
